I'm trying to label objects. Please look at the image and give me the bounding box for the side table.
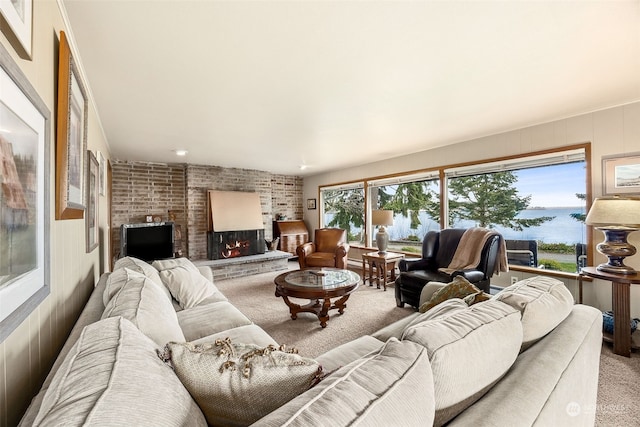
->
[362,251,404,291]
[580,266,640,357]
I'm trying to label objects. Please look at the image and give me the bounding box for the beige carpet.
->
[215,262,640,426]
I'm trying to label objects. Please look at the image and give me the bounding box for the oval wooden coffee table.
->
[274,268,360,328]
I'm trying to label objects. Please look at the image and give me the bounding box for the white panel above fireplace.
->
[208,190,264,231]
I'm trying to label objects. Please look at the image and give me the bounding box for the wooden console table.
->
[580,267,640,357]
[362,251,404,291]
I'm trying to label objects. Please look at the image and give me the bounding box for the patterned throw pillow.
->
[463,290,492,306]
[158,338,323,426]
[419,276,482,313]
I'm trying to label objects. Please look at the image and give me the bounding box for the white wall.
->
[0,2,111,426]
[303,101,640,317]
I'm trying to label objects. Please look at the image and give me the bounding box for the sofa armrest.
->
[418,282,447,307]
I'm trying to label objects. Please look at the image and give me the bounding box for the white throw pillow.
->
[101,268,185,345]
[153,258,226,309]
[493,275,574,350]
[402,299,522,426]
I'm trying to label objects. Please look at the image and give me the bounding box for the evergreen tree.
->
[324,189,364,240]
[380,181,439,229]
[436,172,554,230]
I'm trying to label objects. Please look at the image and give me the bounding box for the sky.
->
[514,162,586,208]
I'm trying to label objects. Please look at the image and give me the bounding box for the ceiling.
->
[60,1,640,176]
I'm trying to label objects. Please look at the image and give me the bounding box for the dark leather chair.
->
[506,239,538,267]
[296,228,350,269]
[395,228,502,309]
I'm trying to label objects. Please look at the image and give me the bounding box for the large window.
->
[319,145,590,274]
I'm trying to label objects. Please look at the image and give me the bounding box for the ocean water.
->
[387,207,587,244]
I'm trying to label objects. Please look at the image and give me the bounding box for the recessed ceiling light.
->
[174,149,188,156]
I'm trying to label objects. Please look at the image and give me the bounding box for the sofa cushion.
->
[177,301,253,341]
[419,276,481,313]
[493,275,574,350]
[110,256,170,303]
[190,324,278,348]
[153,258,226,309]
[101,268,185,345]
[252,337,435,427]
[315,335,384,373]
[33,317,207,427]
[402,299,522,426]
[159,338,322,427]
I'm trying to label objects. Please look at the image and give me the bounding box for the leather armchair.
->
[296,228,350,270]
[395,228,502,309]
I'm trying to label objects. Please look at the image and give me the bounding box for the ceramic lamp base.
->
[376,228,389,254]
[595,227,637,275]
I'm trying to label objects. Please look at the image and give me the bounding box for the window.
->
[318,145,590,275]
[320,183,364,245]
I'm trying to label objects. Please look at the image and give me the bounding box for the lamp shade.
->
[585,197,640,228]
[372,210,394,226]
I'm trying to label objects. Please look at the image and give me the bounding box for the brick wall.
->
[111,160,303,261]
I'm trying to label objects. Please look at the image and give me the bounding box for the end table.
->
[580,266,640,357]
[361,251,404,291]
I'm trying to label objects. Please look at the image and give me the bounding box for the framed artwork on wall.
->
[86,151,99,252]
[97,151,106,196]
[0,41,51,342]
[0,0,33,59]
[307,198,316,210]
[603,152,640,195]
[55,30,88,220]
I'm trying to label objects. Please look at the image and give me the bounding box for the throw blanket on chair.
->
[438,228,509,276]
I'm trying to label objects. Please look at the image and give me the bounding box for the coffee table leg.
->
[276,289,301,320]
[318,298,332,328]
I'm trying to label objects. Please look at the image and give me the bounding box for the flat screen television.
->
[120,222,175,262]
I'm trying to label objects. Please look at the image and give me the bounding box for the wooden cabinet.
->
[273,220,309,256]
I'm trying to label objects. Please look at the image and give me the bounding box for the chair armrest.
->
[335,242,350,258]
[296,242,315,258]
[451,269,485,283]
[399,258,434,272]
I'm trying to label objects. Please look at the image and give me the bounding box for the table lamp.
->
[372,210,394,254]
[585,196,640,274]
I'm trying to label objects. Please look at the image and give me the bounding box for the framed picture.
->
[55,30,87,220]
[97,151,106,196]
[307,198,317,210]
[603,152,640,195]
[86,151,99,252]
[0,41,50,342]
[0,0,32,59]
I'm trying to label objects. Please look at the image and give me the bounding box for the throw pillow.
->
[419,275,482,313]
[463,290,492,306]
[153,258,226,309]
[110,256,170,303]
[101,268,185,346]
[493,276,574,350]
[158,338,323,427]
[402,299,522,426]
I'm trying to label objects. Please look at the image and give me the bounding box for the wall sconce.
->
[585,196,640,274]
[372,210,394,254]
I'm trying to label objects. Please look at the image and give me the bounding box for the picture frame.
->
[602,152,640,196]
[307,198,317,210]
[0,0,33,59]
[86,151,99,252]
[55,30,88,220]
[0,41,50,342]
[97,150,106,196]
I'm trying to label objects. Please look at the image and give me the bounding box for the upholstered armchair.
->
[296,228,350,270]
[395,228,506,309]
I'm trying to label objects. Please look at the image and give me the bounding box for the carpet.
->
[214,263,415,357]
[215,262,640,425]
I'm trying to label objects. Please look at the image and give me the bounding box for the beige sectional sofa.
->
[20,257,602,426]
